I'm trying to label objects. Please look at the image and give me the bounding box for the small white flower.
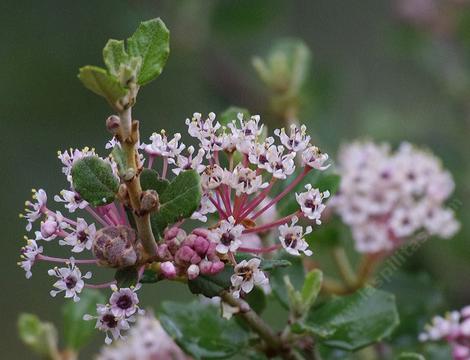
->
[141,131,185,158]
[274,124,310,152]
[231,258,268,298]
[295,184,330,225]
[264,145,296,179]
[191,193,217,222]
[21,189,47,231]
[59,218,96,252]
[48,258,91,302]
[201,164,225,190]
[278,216,313,256]
[248,137,274,168]
[54,189,88,213]
[301,145,330,170]
[18,239,43,279]
[169,146,206,175]
[228,114,264,154]
[105,137,119,150]
[109,284,143,318]
[228,164,269,196]
[213,216,245,254]
[84,304,132,345]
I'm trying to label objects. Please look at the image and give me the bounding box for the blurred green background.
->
[1,0,469,358]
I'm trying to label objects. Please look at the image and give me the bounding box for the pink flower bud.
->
[210,261,225,274]
[187,264,200,280]
[160,261,177,279]
[175,246,195,264]
[192,228,211,238]
[164,227,181,240]
[156,244,173,261]
[41,219,58,238]
[199,260,212,275]
[193,236,210,256]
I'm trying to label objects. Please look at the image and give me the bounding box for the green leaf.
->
[244,286,267,314]
[398,353,426,360]
[304,287,399,351]
[140,168,170,194]
[72,156,119,206]
[276,170,340,217]
[259,259,291,271]
[62,289,106,350]
[140,268,163,283]
[159,301,249,359]
[150,170,201,237]
[301,269,322,311]
[103,39,129,77]
[78,65,127,110]
[18,313,58,357]
[269,253,305,309]
[188,266,233,298]
[127,18,170,85]
[219,106,250,127]
[114,266,139,288]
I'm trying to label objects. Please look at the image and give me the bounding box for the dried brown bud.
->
[140,190,159,214]
[92,225,143,268]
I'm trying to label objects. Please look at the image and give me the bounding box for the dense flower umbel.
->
[18,112,330,343]
[419,306,470,360]
[331,141,460,253]
[97,312,189,360]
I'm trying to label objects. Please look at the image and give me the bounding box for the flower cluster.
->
[84,285,143,344]
[97,312,188,360]
[18,111,331,343]
[331,141,460,253]
[419,306,470,360]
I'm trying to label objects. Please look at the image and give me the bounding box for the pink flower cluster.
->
[420,306,470,360]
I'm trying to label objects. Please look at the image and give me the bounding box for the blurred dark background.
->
[1,0,469,358]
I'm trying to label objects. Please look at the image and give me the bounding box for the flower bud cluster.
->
[157,227,225,280]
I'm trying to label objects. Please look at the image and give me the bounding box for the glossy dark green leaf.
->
[188,266,233,298]
[78,65,127,110]
[150,170,201,237]
[62,289,106,350]
[114,266,138,288]
[269,254,305,309]
[140,268,162,283]
[71,156,119,206]
[304,287,399,351]
[244,286,267,314]
[127,18,170,85]
[159,301,249,359]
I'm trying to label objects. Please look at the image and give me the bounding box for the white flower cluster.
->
[419,306,470,360]
[96,312,188,360]
[332,141,460,253]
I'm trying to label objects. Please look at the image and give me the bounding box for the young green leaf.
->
[62,289,105,350]
[159,301,249,359]
[18,313,59,357]
[304,287,399,351]
[269,254,305,309]
[188,266,233,298]
[78,65,127,111]
[103,39,129,78]
[72,156,119,206]
[150,169,201,237]
[127,18,170,85]
[300,269,323,311]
